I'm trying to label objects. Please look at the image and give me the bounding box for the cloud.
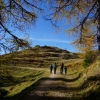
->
[31,38,70,43]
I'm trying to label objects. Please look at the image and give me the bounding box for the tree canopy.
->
[0,0,42,53]
[0,0,100,54]
[44,0,99,53]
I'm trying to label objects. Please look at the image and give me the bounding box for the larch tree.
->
[1,0,100,55]
[0,0,43,53]
[44,0,100,54]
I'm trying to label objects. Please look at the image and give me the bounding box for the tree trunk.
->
[97,1,100,56]
[97,34,100,55]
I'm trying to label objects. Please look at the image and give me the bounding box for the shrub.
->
[82,51,97,67]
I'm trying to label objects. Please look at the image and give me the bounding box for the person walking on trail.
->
[54,62,57,74]
[60,63,64,74]
[64,66,67,75]
[50,64,53,73]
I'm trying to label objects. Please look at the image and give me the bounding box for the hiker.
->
[54,62,57,74]
[10,61,12,66]
[50,64,53,73]
[60,63,64,74]
[64,66,67,75]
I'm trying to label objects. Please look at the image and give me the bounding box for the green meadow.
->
[0,65,47,100]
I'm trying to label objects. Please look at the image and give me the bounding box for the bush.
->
[82,51,97,67]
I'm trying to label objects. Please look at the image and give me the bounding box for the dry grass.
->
[0,46,78,68]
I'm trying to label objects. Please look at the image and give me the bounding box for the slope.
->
[18,59,100,100]
[0,45,78,68]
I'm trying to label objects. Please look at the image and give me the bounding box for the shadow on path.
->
[20,94,71,100]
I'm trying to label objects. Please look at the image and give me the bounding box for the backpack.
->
[61,63,64,69]
[50,64,53,69]
[54,63,57,69]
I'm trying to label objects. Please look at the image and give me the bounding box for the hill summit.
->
[1,45,78,67]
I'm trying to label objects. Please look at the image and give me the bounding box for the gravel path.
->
[19,69,79,100]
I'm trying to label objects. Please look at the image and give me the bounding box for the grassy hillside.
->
[1,59,99,100]
[1,46,100,100]
[0,45,79,68]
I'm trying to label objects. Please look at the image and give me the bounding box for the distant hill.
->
[1,45,79,67]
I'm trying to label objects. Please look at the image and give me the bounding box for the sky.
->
[0,2,79,55]
[25,17,78,53]
[7,13,78,53]
[5,15,78,53]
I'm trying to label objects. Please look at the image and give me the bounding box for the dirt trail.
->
[19,70,79,100]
